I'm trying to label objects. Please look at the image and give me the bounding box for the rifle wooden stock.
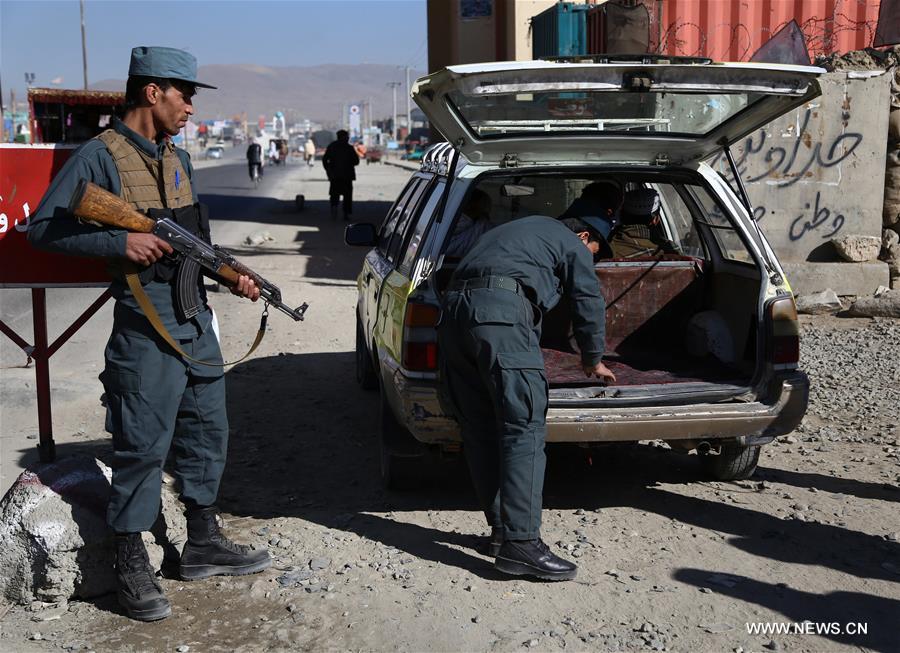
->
[69,179,156,233]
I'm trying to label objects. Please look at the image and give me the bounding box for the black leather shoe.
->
[180,506,271,581]
[115,533,172,621]
[494,539,577,581]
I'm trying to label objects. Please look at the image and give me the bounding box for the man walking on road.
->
[322,129,359,220]
[438,215,616,581]
[28,46,271,622]
[246,138,263,183]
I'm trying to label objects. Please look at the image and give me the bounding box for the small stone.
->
[309,557,331,571]
[763,640,780,651]
[176,647,190,653]
[796,289,842,315]
[30,632,43,641]
[525,639,540,648]
[702,623,734,634]
[471,615,480,623]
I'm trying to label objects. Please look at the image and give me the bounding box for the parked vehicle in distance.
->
[205,146,224,159]
[346,56,819,489]
[365,147,384,164]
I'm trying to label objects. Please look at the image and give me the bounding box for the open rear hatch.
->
[412,56,823,166]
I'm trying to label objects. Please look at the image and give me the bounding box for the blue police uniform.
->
[438,215,607,541]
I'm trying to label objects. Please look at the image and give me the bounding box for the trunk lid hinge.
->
[501,153,518,168]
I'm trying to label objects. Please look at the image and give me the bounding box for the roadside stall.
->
[0,88,124,462]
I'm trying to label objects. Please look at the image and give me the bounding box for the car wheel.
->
[379,390,424,490]
[295,194,305,211]
[355,316,378,390]
[701,442,761,481]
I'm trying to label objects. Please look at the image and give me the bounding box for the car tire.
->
[356,316,378,390]
[379,390,424,490]
[701,443,761,481]
[295,194,305,211]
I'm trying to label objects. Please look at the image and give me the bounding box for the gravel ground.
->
[1,164,898,653]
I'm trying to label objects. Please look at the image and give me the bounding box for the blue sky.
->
[1,0,427,99]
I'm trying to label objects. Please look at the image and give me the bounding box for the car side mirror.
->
[501,184,535,197]
[344,223,377,247]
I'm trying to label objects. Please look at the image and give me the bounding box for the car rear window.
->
[448,89,767,139]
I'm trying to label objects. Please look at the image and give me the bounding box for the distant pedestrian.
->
[303,139,315,167]
[322,129,360,220]
[246,138,263,183]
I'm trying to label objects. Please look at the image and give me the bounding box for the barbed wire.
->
[646,3,879,60]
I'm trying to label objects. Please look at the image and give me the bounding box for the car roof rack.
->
[420,141,456,176]
[541,54,713,66]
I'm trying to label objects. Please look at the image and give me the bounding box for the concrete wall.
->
[711,70,892,294]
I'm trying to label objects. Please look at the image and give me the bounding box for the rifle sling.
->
[125,269,266,367]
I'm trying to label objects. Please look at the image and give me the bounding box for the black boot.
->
[488,526,504,558]
[115,533,171,621]
[180,506,271,580]
[494,539,577,581]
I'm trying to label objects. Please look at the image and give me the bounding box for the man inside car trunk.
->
[438,214,616,581]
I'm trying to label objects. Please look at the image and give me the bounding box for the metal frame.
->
[0,288,112,462]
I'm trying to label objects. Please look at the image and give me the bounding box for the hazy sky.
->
[1,0,427,99]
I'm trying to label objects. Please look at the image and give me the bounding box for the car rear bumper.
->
[397,371,809,445]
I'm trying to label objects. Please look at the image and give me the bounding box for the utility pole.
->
[387,81,401,141]
[405,66,411,136]
[80,0,89,89]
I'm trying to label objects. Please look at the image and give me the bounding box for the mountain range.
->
[91,63,427,126]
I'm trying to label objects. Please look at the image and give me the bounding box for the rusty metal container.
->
[647,0,883,61]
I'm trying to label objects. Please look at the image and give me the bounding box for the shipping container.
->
[531,2,593,59]
[645,0,883,61]
[587,1,656,55]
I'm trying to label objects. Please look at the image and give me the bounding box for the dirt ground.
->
[1,161,898,653]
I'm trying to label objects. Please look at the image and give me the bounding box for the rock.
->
[883,229,900,250]
[176,646,190,653]
[30,632,43,641]
[309,557,331,571]
[763,640,780,651]
[0,456,186,605]
[244,230,274,246]
[795,289,842,315]
[701,623,734,634]
[832,235,881,262]
[847,290,900,317]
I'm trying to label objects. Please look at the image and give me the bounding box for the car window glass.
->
[399,180,446,274]
[377,178,421,254]
[687,185,754,264]
[387,177,432,262]
[655,184,705,257]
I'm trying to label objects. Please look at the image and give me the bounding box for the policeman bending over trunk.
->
[438,213,617,581]
[28,46,271,622]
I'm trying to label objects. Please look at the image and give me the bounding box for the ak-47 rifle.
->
[69,179,308,322]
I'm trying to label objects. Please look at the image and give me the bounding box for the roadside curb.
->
[383,159,420,172]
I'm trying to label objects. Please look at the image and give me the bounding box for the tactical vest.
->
[98,129,194,210]
[98,129,210,285]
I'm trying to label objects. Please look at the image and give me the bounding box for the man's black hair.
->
[560,217,613,260]
[561,217,598,240]
[124,76,173,111]
[336,129,349,140]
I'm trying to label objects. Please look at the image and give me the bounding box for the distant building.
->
[427,0,558,71]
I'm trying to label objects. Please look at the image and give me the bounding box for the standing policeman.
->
[28,47,271,621]
[438,214,616,581]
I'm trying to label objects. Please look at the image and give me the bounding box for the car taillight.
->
[767,296,799,365]
[402,303,440,371]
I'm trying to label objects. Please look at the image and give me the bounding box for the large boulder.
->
[832,235,882,262]
[847,288,900,317]
[0,455,186,605]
